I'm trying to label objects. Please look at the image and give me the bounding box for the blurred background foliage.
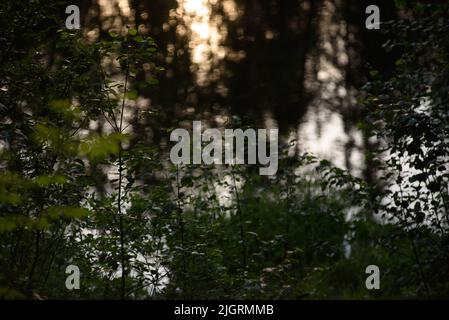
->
[0,0,449,299]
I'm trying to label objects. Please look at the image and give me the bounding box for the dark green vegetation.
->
[0,1,449,299]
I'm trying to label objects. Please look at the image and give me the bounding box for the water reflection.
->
[297,0,363,173]
[80,0,395,175]
[176,0,231,85]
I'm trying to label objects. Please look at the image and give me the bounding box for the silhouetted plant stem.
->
[27,230,41,294]
[231,167,246,272]
[117,52,129,300]
[175,165,187,298]
[399,183,431,298]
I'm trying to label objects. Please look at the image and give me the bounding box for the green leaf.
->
[33,175,67,186]
[134,36,144,43]
[109,30,119,38]
[146,77,159,85]
[46,206,90,219]
[125,90,139,100]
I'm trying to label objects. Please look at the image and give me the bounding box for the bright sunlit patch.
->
[223,0,239,21]
[177,0,223,85]
[192,43,208,63]
[118,0,131,17]
[191,21,210,39]
[97,0,134,34]
[183,0,209,15]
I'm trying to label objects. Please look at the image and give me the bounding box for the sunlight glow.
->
[184,0,209,15]
[178,0,237,85]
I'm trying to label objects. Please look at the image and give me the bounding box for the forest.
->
[0,0,449,300]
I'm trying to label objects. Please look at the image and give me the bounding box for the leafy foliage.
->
[1,0,449,300]
[362,2,449,297]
